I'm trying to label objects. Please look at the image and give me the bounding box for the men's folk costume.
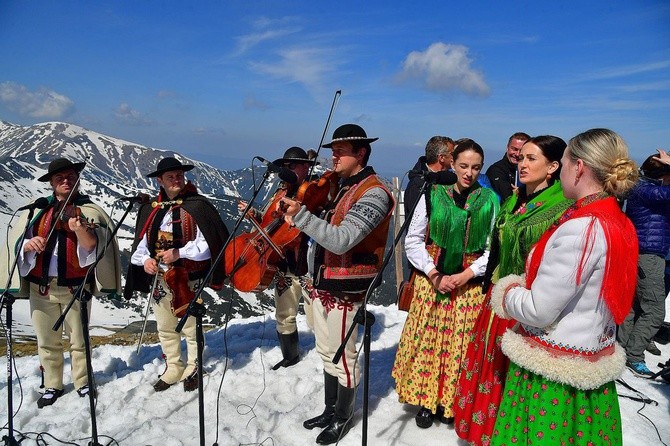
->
[268,147,315,369]
[15,158,121,408]
[287,124,394,444]
[125,157,229,391]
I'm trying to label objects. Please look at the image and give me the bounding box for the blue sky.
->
[1,1,668,177]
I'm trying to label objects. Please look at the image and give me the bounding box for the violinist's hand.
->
[144,258,159,275]
[24,236,46,254]
[68,216,87,233]
[280,197,302,227]
[159,248,180,264]
[237,200,248,213]
[69,216,97,251]
[238,200,257,220]
[280,198,301,217]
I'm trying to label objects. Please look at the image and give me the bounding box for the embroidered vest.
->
[26,203,91,288]
[147,205,209,280]
[314,175,394,294]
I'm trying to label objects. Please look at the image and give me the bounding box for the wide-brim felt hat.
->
[273,146,314,165]
[38,158,86,182]
[322,124,378,148]
[147,157,195,177]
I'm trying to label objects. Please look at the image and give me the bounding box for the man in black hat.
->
[280,124,395,444]
[16,157,121,408]
[125,156,229,392]
[236,146,315,370]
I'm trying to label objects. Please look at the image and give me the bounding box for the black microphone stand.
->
[332,175,441,446]
[174,165,277,446]
[0,206,40,446]
[52,199,137,446]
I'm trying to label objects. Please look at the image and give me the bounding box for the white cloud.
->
[0,81,74,118]
[235,28,301,55]
[113,103,154,126]
[234,16,301,55]
[397,42,490,97]
[584,60,670,81]
[249,46,336,93]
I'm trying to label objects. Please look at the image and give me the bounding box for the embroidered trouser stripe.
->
[312,290,361,388]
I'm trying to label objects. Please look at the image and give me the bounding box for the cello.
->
[224,171,339,292]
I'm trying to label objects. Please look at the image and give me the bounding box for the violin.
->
[293,170,339,214]
[224,170,339,292]
[54,202,98,232]
[153,231,198,317]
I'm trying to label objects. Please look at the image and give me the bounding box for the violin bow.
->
[43,160,87,244]
[307,90,341,180]
[137,261,162,354]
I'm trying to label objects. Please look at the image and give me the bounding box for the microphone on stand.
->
[278,167,298,185]
[256,156,282,173]
[408,169,457,185]
[256,156,298,184]
[17,197,50,211]
[117,193,151,204]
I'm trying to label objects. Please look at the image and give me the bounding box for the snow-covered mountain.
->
[0,120,399,332]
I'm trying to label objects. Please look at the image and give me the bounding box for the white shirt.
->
[130,208,210,267]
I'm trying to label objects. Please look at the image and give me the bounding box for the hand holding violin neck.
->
[69,217,97,251]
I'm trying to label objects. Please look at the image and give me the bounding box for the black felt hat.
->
[147,157,195,178]
[273,146,312,165]
[322,124,378,148]
[38,158,86,182]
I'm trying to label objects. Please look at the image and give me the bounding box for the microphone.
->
[256,156,282,173]
[409,170,457,185]
[117,193,151,204]
[278,167,298,185]
[17,197,50,211]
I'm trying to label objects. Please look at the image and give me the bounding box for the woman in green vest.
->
[393,139,499,428]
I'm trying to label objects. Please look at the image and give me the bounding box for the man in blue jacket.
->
[618,149,670,377]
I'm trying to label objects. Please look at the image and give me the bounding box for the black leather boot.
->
[315,384,355,445]
[303,372,338,429]
[272,331,300,370]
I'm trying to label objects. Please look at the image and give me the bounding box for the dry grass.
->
[0,332,161,357]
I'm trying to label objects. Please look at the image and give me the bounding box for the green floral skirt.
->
[491,362,622,446]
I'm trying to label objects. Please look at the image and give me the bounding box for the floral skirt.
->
[392,274,485,416]
[491,362,622,446]
[453,291,516,446]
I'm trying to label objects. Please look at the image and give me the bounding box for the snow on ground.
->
[8,297,140,339]
[1,302,669,446]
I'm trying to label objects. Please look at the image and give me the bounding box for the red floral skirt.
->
[453,289,516,446]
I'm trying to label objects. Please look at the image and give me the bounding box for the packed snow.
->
[1,299,669,446]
